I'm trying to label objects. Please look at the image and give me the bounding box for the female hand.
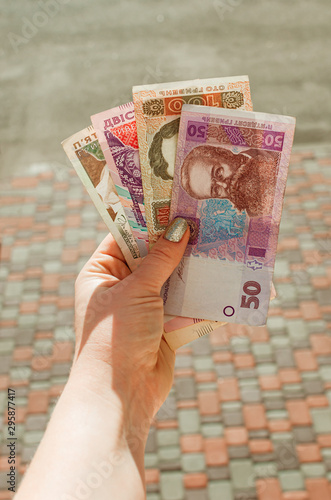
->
[15,218,189,500]
[73,217,189,443]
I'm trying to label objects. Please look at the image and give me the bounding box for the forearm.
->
[15,359,147,500]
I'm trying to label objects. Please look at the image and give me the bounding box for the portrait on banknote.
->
[180,145,279,217]
[148,118,180,180]
[75,143,120,219]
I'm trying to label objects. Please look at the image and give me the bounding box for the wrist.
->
[68,353,151,452]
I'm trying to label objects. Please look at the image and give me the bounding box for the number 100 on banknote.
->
[163,104,296,326]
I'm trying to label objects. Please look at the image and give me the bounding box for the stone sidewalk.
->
[0,146,331,499]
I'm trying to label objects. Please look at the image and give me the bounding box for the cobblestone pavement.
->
[0,146,331,499]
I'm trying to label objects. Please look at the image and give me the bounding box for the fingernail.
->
[164,217,188,242]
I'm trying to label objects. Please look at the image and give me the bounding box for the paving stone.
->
[181,453,205,473]
[311,408,331,433]
[201,423,223,438]
[256,363,278,375]
[272,436,299,470]
[33,339,53,356]
[192,336,211,356]
[54,325,75,342]
[18,314,38,328]
[230,337,251,354]
[31,370,51,381]
[30,380,50,391]
[178,409,200,434]
[0,307,19,320]
[15,329,35,346]
[157,429,179,447]
[254,462,277,478]
[317,355,331,365]
[160,471,184,500]
[292,427,316,443]
[222,410,244,427]
[208,480,233,500]
[215,363,235,378]
[158,446,181,466]
[274,259,291,278]
[287,319,310,348]
[274,348,296,368]
[0,339,15,354]
[197,382,218,392]
[228,445,250,459]
[185,489,208,500]
[10,365,31,381]
[279,470,305,491]
[50,375,69,385]
[51,363,71,377]
[157,396,177,420]
[229,459,255,492]
[25,414,49,431]
[201,415,222,424]
[319,365,331,382]
[283,384,305,399]
[301,463,326,478]
[321,449,331,471]
[145,453,158,468]
[267,316,287,334]
[14,386,29,397]
[307,320,327,334]
[236,369,257,379]
[193,357,214,372]
[23,279,41,292]
[21,444,38,464]
[175,378,196,400]
[239,380,261,404]
[302,375,324,395]
[175,355,193,369]
[251,343,273,363]
[23,430,44,445]
[248,430,269,439]
[315,288,331,305]
[0,356,11,375]
[207,466,230,481]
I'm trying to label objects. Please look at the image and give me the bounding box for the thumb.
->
[133,217,190,294]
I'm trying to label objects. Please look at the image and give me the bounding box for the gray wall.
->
[1,0,330,179]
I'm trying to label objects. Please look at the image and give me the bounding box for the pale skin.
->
[15,227,189,500]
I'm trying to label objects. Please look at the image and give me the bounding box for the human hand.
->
[72,217,189,438]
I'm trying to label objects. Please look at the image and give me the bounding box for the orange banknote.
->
[132,76,253,245]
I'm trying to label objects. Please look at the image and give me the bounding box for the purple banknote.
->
[163,104,296,326]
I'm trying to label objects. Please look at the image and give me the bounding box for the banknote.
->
[132,76,253,245]
[62,126,225,348]
[163,104,296,326]
[62,126,141,271]
[91,103,149,257]
[163,316,224,351]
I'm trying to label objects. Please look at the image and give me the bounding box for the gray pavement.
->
[0,0,331,180]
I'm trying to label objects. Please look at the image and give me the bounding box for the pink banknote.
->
[92,103,149,257]
[163,104,296,326]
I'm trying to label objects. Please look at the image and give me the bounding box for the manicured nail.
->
[164,217,188,242]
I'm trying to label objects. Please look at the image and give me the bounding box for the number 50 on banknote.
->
[163,104,296,326]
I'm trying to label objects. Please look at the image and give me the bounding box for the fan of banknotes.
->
[62,76,296,350]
